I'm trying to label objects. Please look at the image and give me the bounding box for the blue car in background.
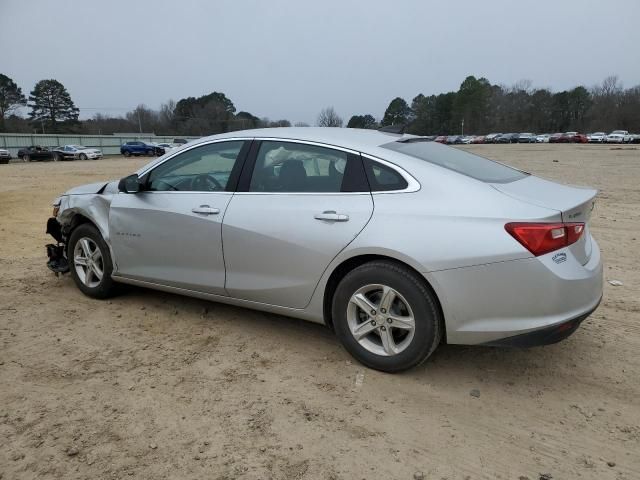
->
[120,141,165,157]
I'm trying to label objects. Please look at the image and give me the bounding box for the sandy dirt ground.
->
[1,144,639,480]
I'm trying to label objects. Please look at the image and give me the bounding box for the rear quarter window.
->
[364,159,408,191]
[381,141,528,183]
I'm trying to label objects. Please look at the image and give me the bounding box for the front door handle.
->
[192,205,220,215]
[314,210,349,222]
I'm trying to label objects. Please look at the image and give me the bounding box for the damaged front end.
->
[46,216,70,275]
[45,182,116,277]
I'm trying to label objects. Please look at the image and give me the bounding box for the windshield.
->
[381,141,528,183]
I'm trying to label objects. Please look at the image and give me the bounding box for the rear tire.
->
[79,153,87,160]
[24,154,30,162]
[332,261,442,372]
[68,223,117,299]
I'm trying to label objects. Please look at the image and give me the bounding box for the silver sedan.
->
[46,128,603,372]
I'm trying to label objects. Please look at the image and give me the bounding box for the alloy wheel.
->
[346,284,415,356]
[73,237,104,288]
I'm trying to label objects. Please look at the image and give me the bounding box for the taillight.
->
[505,222,585,256]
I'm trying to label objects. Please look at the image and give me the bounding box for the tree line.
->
[362,75,640,135]
[0,73,638,136]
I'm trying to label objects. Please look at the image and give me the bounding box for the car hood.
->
[64,180,119,195]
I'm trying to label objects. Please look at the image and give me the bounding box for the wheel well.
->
[64,213,97,240]
[322,254,445,339]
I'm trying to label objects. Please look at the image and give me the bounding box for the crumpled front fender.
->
[57,193,114,247]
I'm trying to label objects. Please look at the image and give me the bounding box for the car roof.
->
[197,127,420,155]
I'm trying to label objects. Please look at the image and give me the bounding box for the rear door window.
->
[248,141,368,193]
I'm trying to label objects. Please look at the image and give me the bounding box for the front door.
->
[109,140,249,294]
[222,140,373,308]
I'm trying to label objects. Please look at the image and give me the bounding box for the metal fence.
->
[0,133,201,157]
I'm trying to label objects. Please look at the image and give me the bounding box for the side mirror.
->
[118,174,143,193]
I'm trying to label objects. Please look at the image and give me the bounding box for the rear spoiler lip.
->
[489,175,597,220]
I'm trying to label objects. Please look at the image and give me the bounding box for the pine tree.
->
[28,79,79,132]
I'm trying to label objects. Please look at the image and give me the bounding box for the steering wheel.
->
[192,174,223,192]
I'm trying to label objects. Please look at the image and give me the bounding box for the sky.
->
[1,0,639,125]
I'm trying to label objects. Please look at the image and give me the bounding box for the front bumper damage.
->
[46,217,69,275]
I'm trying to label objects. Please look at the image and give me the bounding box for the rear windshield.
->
[381,141,528,183]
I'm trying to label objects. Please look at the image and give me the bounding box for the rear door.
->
[222,140,374,308]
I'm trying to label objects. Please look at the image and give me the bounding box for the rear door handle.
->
[192,205,220,215]
[314,210,349,222]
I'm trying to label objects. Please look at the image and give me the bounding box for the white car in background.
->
[588,132,607,143]
[54,145,103,161]
[605,130,631,144]
[0,148,12,164]
[157,142,180,153]
[535,134,550,143]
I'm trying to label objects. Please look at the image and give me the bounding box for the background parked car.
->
[606,130,632,143]
[496,133,519,143]
[631,134,640,144]
[548,133,564,143]
[52,145,103,161]
[0,148,11,164]
[536,134,551,143]
[157,142,181,153]
[120,141,165,157]
[471,135,485,144]
[434,136,447,143]
[558,132,588,143]
[17,146,54,162]
[457,135,475,144]
[588,132,607,143]
[484,133,501,143]
[518,133,536,143]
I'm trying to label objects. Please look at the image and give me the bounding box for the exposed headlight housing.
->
[52,197,62,217]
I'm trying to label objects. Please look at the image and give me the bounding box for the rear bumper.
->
[481,296,600,347]
[429,236,603,345]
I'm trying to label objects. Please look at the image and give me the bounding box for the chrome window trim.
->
[124,190,235,196]
[136,136,420,195]
[251,137,360,155]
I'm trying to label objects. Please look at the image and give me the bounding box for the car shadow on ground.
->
[115,284,583,385]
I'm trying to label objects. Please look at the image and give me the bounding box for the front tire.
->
[24,154,30,162]
[123,150,131,158]
[332,261,442,372]
[68,224,117,299]
[79,153,87,160]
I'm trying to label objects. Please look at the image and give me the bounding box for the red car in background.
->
[548,133,563,143]
[558,132,588,143]
[434,136,447,143]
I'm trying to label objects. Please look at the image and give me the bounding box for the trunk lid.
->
[491,175,597,265]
